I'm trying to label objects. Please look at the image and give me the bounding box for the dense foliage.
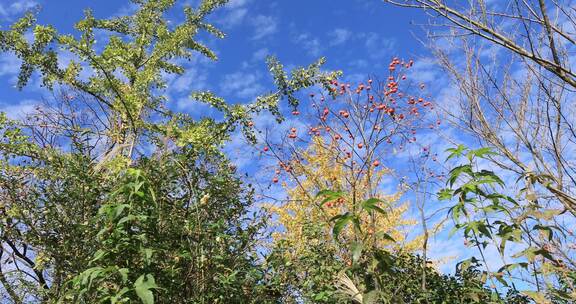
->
[1,0,575,303]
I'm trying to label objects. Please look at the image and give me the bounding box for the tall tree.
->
[0,0,336,302]
[382,1,576,301]
[258,59,444,302]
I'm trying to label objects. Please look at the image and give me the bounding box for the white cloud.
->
[252,48,269,62]
[0,99,38,119]
[292,33,321,57]
[329,28,352,46]
[363,32,396,60]
[220,7,248,28]
[226,0,250,9]
[174,96,213,114]
[406,57,442,84]
[0,0,38,18]
[251,15,278,40]
[220,71,264,99]
[0,53,21,78]
[171,68,208,93]
[215,0,252,28]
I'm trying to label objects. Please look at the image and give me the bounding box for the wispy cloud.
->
[251,48,269,62]
[221,7,248,28]
[292,33,321,57]
[226,0,251,9]
[0,0,38,19]
[251,15,278,40]
[0,99,38,119]
[0,54,21,78]
[220,70,264,99]
[363,32,396,60]
[171,68,208,93]
[329,28,352,46]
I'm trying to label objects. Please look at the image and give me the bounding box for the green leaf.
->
[467,147,498,160]
[437,188,453,201]
[90,249,106,263]
[445,144,467,161]
[375,231,396,242]
[361,198,386,215]
[332,212,353,239]
[448,164,472,186]
[134,274,158,304]
[316,189,342,198]
[533,224,554,241]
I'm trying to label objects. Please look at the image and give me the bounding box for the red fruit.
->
[342,112,349,118]
[290,127,297,133]
[263,146,269,152]
[272,177,279,183]
[247,121,254,127]
[357,143,363,149]
[292,111,300,115]
[288,133,297,139]
[401,75,407,80]
[373,160,380,167]
[368,79,373,84]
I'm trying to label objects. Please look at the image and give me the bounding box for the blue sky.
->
[0,0,431,116]
[0,0,480,274]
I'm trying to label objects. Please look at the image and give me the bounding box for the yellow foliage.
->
[267,137,420,261]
